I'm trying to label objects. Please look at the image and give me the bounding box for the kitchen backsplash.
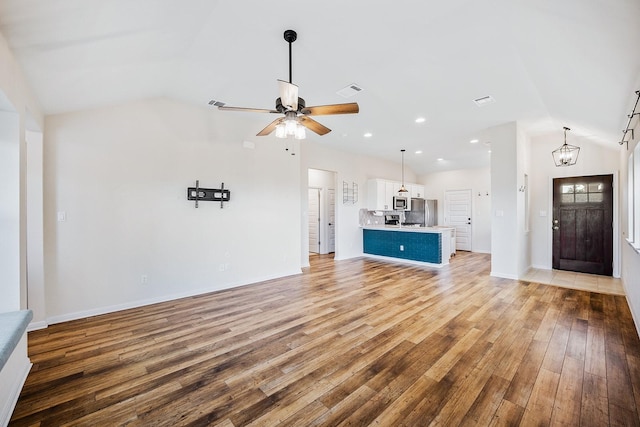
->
[359,208,404,226]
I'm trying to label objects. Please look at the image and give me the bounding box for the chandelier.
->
[552,127,580,167]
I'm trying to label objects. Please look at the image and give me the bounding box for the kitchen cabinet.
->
[387,182,397,203]
[362,226,453,266]
[368,179,423,211]
[368,179,393,211]
[409,184,425,198]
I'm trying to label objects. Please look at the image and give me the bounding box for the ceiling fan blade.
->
[278,80,298,111]
[218,106,279,113]
[301,102,359,116]
[257,117,285,136]
[299,116,331,135]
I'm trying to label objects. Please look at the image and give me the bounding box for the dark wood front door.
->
[552,175,613,276]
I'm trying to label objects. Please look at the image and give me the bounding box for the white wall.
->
[0,109,21,312]
[516,127,532,276]
[620,107,640,332]
[0,30,43,422]
[488,122,523,279]
[420,167,491,253]
[0,33,44,315]
[26,129,47,327]
[529,132,621,273]
[43,98,302,322]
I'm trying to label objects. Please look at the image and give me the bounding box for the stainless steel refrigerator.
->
[406,198,437,226]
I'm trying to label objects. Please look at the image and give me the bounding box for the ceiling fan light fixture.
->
[294,125,306,140]
[284,118,297,135]
[552,127,580,167]
[216,29,359,140]
[274,112,306,140]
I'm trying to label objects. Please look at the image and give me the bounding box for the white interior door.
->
[327,189,335,253]
[308,188,320,254]
[445,189,472,251]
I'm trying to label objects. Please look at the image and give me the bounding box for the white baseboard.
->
[531,264,551,270]
[490,271,519,280]
[471,249,491,254]
[363,254,446,268]
[0,335,32,426]
[46,269,303,326]
[27,320,48,332]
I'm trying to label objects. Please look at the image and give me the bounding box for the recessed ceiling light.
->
[488,150,492,154]
[470,139,479,144]
[415,150,423,154]
[363,132,373,138]
[473,95,495,107]
[415,117,426,123]
[437,158,444,161]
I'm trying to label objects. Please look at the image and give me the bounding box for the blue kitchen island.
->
[362,226,454,267]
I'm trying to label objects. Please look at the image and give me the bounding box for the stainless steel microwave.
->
[393,196,408,210]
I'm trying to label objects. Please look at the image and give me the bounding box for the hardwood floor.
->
[10,252,640,426]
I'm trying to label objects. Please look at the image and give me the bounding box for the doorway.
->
[552,174,613,276]
[445,189,472,251]
[308,169,336,257]
[327,188,336,253]
[308,188,320,254]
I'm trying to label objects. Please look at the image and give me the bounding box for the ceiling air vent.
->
[473,95,495,107]
[337,83,363,98]
[208,100,226,107]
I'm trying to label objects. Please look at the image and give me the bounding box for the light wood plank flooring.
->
[10,252,640,426]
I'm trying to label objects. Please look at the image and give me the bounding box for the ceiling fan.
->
[211,29,359,139]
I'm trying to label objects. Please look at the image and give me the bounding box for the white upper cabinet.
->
[410,184,425,198]
[367,179,423,211]
[368,179,392,211]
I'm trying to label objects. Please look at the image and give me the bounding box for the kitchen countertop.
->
[361,225,454,233]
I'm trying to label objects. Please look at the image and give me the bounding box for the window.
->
[629,152,634,242]
[561,182,604,204]
[634,145,640,247]
[629,143,640,251]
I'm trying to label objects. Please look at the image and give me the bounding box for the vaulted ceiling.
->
[1,0,639,174]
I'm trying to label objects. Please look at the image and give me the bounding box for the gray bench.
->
[0,310,33,371]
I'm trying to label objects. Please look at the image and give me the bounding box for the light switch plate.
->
[57,211,66,222]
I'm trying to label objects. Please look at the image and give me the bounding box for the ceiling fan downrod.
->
[283,29,297,84]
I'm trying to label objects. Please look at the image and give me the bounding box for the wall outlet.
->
[141,275,148,284]
[400,245,404,251]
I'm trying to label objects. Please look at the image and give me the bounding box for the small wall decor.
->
[620,90,640,149]
[187,180,231,208]
[343,181,358,204]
